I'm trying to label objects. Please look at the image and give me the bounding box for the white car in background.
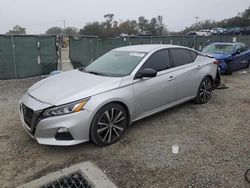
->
[211,28,224,35]
[197,30,212,36]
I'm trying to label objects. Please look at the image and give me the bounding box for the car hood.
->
[28,70,122,106]
[210,53,232,60]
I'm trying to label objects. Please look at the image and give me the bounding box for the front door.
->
[133,49,177,118]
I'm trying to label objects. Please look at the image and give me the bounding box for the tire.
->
[247,60,250,69]
[90,103,128,146]
[226,61,233,75]
[194,77,213,104]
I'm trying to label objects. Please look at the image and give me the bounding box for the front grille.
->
[41,171,92,188]
[22,104,34,128]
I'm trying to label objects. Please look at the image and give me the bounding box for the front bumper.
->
[19,93,93,146]
[218,62,228,74]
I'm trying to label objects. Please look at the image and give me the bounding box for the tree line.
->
[45,14,167,37]
[5,6,250,36]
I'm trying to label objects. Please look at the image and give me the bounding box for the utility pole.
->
[194,16,199,31]
[193,16,199,50]
[63,19,66,35]
[58,19,65,71]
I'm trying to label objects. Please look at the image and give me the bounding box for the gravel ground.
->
[0,70,250,188]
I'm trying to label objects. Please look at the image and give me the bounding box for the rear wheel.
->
[90,103,128,146]
[194,77,213,104]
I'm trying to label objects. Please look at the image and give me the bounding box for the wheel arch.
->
[90,99,131,128]
[205,74,214,83]
[96,101,131,125]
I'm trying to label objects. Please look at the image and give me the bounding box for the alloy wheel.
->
[97,108,125,144]
[199,79,212,103]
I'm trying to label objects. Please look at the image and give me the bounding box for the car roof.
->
[210,42,242,46]
[113,44,191,53]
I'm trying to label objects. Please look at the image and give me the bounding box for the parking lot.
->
[0,69,250,187]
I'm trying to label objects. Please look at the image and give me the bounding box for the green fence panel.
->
[69,36,98,68]
[180,36,195,48]
[129,37,152,45]
[97,38,129,57]
[170,36,182,46]
[151,37,165,44]
[194,36,209,50]
[69,35,250,69]
[0,36,15,79]
[232,36,250,47]
[14,36,42,78]
[0,35,58,79]
[39,36,58,75]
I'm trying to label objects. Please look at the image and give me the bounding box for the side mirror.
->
[137,68,157,78]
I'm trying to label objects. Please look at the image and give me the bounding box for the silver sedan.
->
[19,45,218,146]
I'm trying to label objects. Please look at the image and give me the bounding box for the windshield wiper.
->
[201,52,214,58]
[78,67,85,72]
[85,71,108,76]
[78,67,108,76]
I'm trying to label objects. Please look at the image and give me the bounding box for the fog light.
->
[58,127,69,133]
[55,128,73,140]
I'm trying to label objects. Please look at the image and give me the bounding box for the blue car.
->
[202,42,250,74]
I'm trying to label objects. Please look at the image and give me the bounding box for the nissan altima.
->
[19,45,218,146]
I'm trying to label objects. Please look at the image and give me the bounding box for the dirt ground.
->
[0,70,250,188]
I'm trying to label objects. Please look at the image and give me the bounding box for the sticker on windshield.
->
[129,52,145,57]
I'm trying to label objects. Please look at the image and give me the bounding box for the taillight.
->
[213,60,220,65]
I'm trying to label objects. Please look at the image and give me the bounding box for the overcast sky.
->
[0,0,249,34]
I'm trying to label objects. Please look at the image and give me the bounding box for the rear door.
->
[133,49,177,118]
[170,48,202,101]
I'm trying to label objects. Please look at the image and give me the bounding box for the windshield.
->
[85,50,146,77]
[202,44,235,54]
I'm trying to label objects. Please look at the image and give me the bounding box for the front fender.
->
[84,85,135,124]
[218,62,228,74]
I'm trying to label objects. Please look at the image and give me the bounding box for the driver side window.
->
[235,44,242,53]
[241,44,248,52]
[142,49,172,72]
[236,43,247,53]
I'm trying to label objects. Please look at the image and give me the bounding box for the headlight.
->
[43,97,90,118]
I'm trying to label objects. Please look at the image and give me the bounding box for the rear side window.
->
[190,51,198,61]
[171,49,194,67]
[142,49,171,71]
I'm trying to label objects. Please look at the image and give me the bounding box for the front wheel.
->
[194,77,213,104]
[90,103,128,146]
[226,61,233,75]
[247,60,250,69]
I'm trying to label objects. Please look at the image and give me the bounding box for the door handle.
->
[168,76,175,81]
[196,65,201,69]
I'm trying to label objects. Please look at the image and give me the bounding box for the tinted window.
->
[236,43,248,52]
[235,44,242,52]
[242,44,248,52]
[190,51,198,62]
[142,49,171,71]
[172,49,194,66]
